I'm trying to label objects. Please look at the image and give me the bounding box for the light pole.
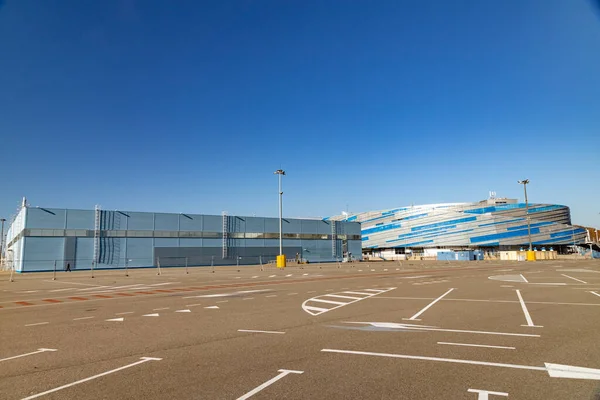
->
[274,169,286,268]
[517,179,533,253]
[0,218,6,267]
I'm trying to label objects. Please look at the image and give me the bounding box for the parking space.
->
[1,260,599,399]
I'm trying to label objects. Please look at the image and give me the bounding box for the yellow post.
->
[526,250,536,262]
[277,254,286,268]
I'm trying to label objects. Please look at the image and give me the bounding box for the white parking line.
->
[346,322,540,337]
[73,316,95,321]
[287,293,298,296]
[519,274,529,283]
[302,288,396,316]
[115,311,134,315]
[590,291,600,298]
[265,295,277,298]
[21,357,162,400]
[153,307,170,311]
[468,389,508,399]
[186,304,203,307]
[236,369,303,400]
[324,294,361,300]
[238,329,285,335]
[562,274,587,284]
[309,298,346,305]
[321,349,600,380]
[405,288,455,321]
[0,348,57,362]
[437,342,515,350]
[25,322,49,327]
[516,290,542,327]
[216,300,229,303]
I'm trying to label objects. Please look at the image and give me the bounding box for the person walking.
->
[65,262,71,272]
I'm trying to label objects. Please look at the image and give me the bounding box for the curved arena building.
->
[328,197,587,254]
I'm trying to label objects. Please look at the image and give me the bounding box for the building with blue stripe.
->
[328,197,586,254]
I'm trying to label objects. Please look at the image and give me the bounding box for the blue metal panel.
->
[283,218,302,234]
[66,209,94,229]
[529,205,565,213]
[154,213,179,231]
[478,218,525,227]
[245,217,265,232]
[179,238,203,247]
[26,208,67,229]
[127,212,154,230]
[362,223,402,235]
[411,217,477,232]
[22,237,65,271]
[203,215,222,232]
[402,213,428,221]
[179,214,203,231]
[507,221,555,230]
[362,236,369,241]
[470,228,541,243]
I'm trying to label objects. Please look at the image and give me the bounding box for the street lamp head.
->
[518,179,530,185]
[274,169,286,175]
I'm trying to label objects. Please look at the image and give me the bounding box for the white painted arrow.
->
[105,317,124,322]
[21,357,162,400]
[204,306,219,309]
[0,348,57,363]
[321,349,600,380]
[175,309,191,313]
[236,369,303,400]
[143,313,159,317]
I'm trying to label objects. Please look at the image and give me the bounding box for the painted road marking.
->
[344,322,540,337]
[302,288,395,316]
[269,275,276,278]
[73,316,95,320]
[153,307,170,311]
[44,280,102,287]
[500,285,513,288]
[468,389,508,399]
[243,297,254,300]
[238,329,285,334]
[406,288,454,321]
[375,296,600,307]
[561,274,587,284]
[21,357,162,400]
[186,303,203,307]
[236,369,303,400]
[25,322,49,327]
[590,291,600,298]
[321,349,600,380]
[286,274,292,277]
[115,311,134,315]
[204,306,219,309]
[143,313,159,317]
[265,295,277,298]
[49,288,77,292]
[516,290,542,327]
[437,342,515,350]
[488,275,527,283]
[106,317,124,322]
[324,294,361,300]
[252,276,259,279]
[175,309,191,313]
[183,289,269,299]
[216,300,229,303]
[0,348,57,363]
[287,293,298,296]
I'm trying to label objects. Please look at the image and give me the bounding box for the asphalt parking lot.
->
[1,260,600,399]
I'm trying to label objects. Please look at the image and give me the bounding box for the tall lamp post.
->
[0,218,6,267]
[274,169,286,268]
[518,179,534,260]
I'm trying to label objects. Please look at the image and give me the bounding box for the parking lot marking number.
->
[437,342,515,350]
[21,357,162,400]
[321,349,600,380]
[0,348,57,363]
[561,274,587,284]
[236,369,303,400]
[468,389,508,399]
[516,290,542,327]
[406,288,454,321]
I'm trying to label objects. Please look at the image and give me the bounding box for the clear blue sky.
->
[1,0,599,228]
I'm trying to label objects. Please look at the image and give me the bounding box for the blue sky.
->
[1,0,599,227]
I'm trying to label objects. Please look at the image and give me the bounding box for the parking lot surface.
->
[1,260,600,399]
